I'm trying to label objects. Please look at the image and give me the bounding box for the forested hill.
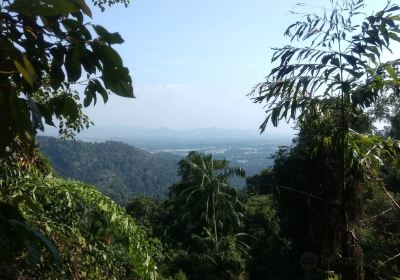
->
[38,136,179,203]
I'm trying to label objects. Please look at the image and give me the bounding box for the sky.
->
[79,0,390,134]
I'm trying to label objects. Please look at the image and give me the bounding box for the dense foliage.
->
[120,145,400,279]
[166,151,245,250]
[38,136,179,203]
[0,151,158,279]
[127,152,251,280]
[250,0,400,279]
[0,0,159,278]
[2,0,400,279]
[0,0,133,155]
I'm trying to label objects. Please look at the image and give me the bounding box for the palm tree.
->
[169,151,245,252]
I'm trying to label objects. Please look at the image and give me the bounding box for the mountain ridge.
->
[38,136,179,203]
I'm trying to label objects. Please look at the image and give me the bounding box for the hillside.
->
[38,136,178,203]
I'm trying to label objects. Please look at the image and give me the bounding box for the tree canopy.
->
[2,0,400,279]
[0,1,160,279]
[251,1,400,279]
[0,0,133,156]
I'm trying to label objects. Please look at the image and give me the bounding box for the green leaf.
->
[93,79,109,103]
[330,57,340,67]
[50,47,66,90]
[390,15,400,21]
[36,103,55,126]
[95,46,134,97]
[100,46,123,67]
[386,5,400,13]
[62,18,92,40]
[388,32,400,42]
[10,96,34,139]
[13,55,37,87]
[93,25,124,44]
[342,54,358,67]
[29,100,44,131]
[65,45,83,83]
[384,64,399,80]
[62,97,80,121]
[76,0,92,18]
[8,220,61,264]
[81,50,99,74]
[83,96,92,108]
[341,81,351,93]
[84,81,97,107]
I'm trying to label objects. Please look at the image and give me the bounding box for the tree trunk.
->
[212,193,218,253]
[338,90,364,280]
[340,180,364,280]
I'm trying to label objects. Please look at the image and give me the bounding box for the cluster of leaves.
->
[250,1,400,279]
[165,152,246,252]
[125,152,253,280]
[111,129,400,280]
[92,0,130,12]
[240,138,400,280]
[0,0,162,277]
[0,0,134,156]
[32,85,94,139]
[0,151,158,279]
[251,0,400,131]
[361,182,400,280]
[120,137,400,280]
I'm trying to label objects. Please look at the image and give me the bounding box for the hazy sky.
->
[82,0,389,134]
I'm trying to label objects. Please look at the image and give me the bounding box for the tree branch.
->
[381,252,400,266]
[360,208,393,223]
[275,185,325,201]
[380,184,400,210]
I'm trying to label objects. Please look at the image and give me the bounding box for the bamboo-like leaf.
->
[384,64,399,80]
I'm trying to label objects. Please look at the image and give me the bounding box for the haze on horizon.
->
[70,0,387,135]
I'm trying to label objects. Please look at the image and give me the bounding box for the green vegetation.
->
[130,152,250,280]
[38,136,178,203]
[0,149,157,279]
[166,151,245,252]
[1,0,400,279]
[0,0,133,156]
[0,0,158,278]
[249,1,400,279]
[121,146,399,279]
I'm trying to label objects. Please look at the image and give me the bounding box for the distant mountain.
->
[75,126,267,140]
[40,126,294,146]
[38,136,179,203]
